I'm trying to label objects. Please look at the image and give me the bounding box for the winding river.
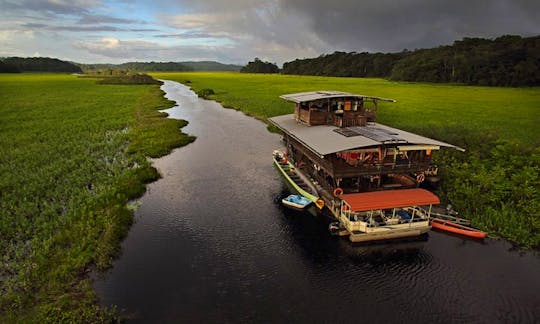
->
[93,81,540,323]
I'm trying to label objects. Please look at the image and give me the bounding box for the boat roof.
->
[341,188,440,212]
[268,114,463,156]
[280,91,396,104]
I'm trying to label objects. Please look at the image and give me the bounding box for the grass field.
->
[0,73,194,322]
[153,72,540,145]
[153,72,540,248]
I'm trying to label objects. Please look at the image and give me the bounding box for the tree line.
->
[0,57,82,73]
[0,58,243,73]
[281,35,540,86]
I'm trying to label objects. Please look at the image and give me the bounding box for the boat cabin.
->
[269,91,462,198]
[281,90,390,127]
[338,188,438,242]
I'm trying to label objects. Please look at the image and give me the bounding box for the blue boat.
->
[282,194,312,209]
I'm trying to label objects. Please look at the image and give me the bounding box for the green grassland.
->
[153,72,539,145]
[153,72,540,248]
[0,73,194,322]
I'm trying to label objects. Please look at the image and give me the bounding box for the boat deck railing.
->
[333,160,431,177]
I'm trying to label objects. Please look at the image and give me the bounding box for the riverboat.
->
[269,91,463,242]
[339,189,438,242]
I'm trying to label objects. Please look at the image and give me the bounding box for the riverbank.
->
[152,72,540,248]
[0,74,194,322]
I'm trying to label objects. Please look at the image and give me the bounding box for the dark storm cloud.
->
[278,0,540,52]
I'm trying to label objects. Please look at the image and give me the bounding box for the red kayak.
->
[430,218,487,239]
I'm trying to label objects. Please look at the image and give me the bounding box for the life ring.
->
[333,187,343,197]
[416,173,425,183]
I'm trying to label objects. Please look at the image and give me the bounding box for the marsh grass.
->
[152,72,539,145]
[153,72,540,248]
[0,74,194,322]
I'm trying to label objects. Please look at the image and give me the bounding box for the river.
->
[93,80,540,323]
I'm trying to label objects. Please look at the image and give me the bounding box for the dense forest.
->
[283,52,405,77]
[282,35,540,86]
[0,57,82,73]
[240,58,280,73]
[0,61,20,73]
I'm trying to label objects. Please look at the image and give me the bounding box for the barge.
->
[269,91,462,242]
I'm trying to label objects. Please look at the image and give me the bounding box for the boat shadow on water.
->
[338,239,431,267]
[274,188,432,267]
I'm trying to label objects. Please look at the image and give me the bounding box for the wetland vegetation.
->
[154,72,540,248]
[1,70,538,321]
[0,73,194,322]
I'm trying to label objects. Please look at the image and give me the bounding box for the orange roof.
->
[341,188,440,211]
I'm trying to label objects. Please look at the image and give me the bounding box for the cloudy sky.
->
[1,0,539,65]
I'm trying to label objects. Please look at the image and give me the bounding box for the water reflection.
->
[93,81,540,323]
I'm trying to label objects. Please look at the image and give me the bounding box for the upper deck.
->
[280,91,395,127]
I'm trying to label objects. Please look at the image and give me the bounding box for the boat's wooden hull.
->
[430,218,486,238]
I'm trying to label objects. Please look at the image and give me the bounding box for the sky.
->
[0,0,539,65]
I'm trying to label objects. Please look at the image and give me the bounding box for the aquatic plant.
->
[0,73,194,321]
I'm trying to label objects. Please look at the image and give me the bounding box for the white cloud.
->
[101,37,119,48]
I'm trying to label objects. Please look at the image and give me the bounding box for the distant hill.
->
[79,61,242,72]
[78,61,191,72]
[282,35,540,87]
[1,57,82,73]
[180,61,242,71]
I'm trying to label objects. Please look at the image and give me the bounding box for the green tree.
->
[241,58,280,73]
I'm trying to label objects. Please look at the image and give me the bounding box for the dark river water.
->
[93,81,540,323]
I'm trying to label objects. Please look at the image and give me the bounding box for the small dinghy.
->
[282,194,312,209]
[430,218,487,239]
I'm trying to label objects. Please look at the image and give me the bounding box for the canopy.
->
[341,188,440,212]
